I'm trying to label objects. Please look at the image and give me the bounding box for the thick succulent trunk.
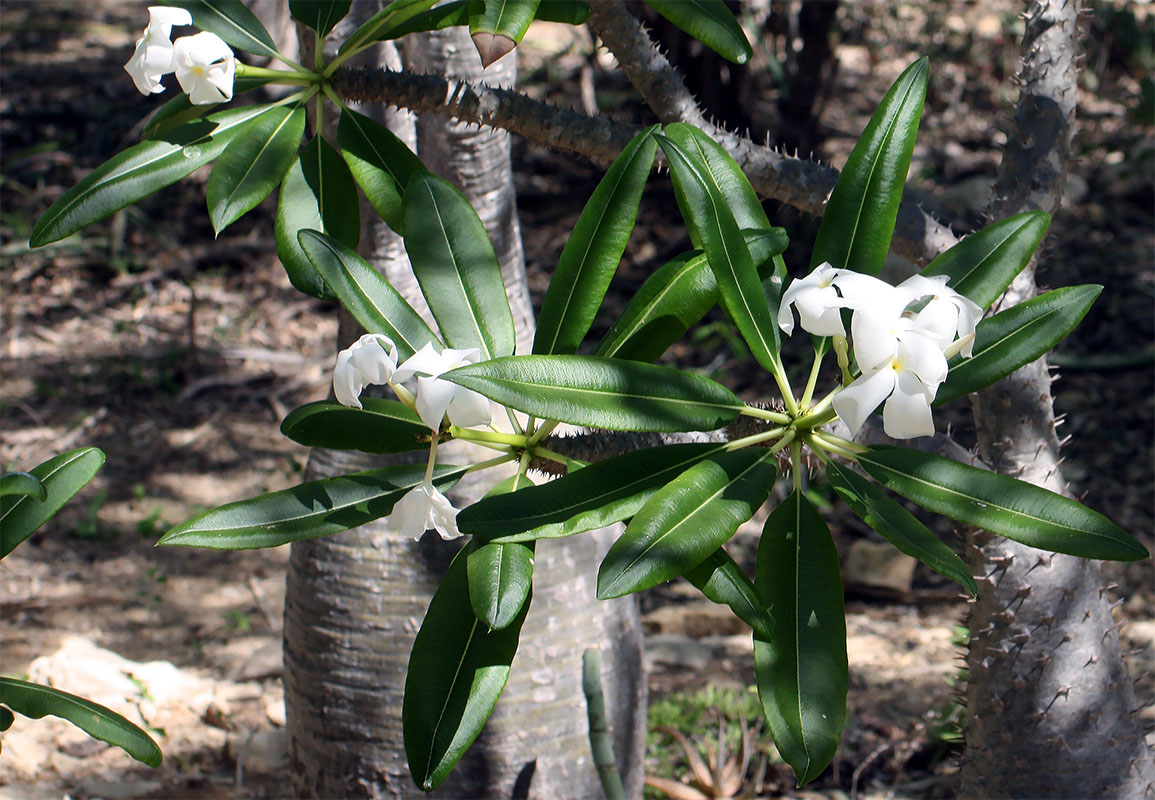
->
[961,1,1153,796]
[284,16,645,799]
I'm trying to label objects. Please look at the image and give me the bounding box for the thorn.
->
[1044,686,1071,711]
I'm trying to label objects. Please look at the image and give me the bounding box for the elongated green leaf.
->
[338,108,428,234]
[935,285,1100,405]
[0,472,46,501]
[596,228,788,362]
[645,0,752,64]
[207,105,305,234]
[298,229,437,360]
[403,173,516,359]
[658,133,781,372]
[31,105,272,247]
[535,0,590,24]
[921,211,1050,309]
[340,0,439,52]
[811,57,927,276]
[0,707,12,731]
[465,473,535,630]
[597,450,776,598]
[534,125,658,355]
[386,0,472,37]
[467,540,535,631]
[754,490,847,786]
[445,355,743,432]
[684,546,772,640]
[470,0,542,67]
[289,0,352,36]
[166,0,280,59]
[405,547,528,791]
[140,94,200,141]
[664,123,770,231]
[826,461,976,595]
[859,447,1148,561]
[458,443,724,541]
[0,448,105,559]
[280,399,428,454]
[275,136,360,299]
[0,678,162,767]
[158,464,467,550]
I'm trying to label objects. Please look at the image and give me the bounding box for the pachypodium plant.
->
[27,1,1148,791]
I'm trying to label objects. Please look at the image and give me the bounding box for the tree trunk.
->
[961,1,1153,796]
[283,18,646,799]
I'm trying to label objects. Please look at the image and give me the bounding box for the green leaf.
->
[0,678,162,767]
[341,0,439,52]
[157,464,467,550]
[289,0,352,36]
[935,285,1101,405]
[754,490,847,787]
[858,447,1149,562]
[597,449,776,598]
[444,355,744,432]
[31,104,273,247]
[595,228,788,362]
[657,132,781,372]
[275,135,360,299]
[404,547,527,791]
[663,123,771,232]
[921,211,1051,309]
[338,108,428,234]
[684,546,772,640]
[385,0,472,37]
[140,93,200,141]
[811,57,928,276]
[0,448,105,560]
[403,173,516,359]
[458,443,725,541]
[826,461,976,595]
[165,0,280,59]
[533,125,658,355]
[644,0,752,64]
[298,229,438,360]
[467,540,535,631]
[470,0,542,67]
[280,399,428,454]
[0,706,13,731]
[535,0,590,25]
[207,105,305,234]
[0,472,46,501]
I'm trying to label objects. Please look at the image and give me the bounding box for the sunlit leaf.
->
[470,0,542,67]
[0,448,105,560]
[166,0,280,59]
[684,546,772,640]
[644,0,752,64]
[858,447,1148,561]
[289,0,352,37]
[0,472,46,501]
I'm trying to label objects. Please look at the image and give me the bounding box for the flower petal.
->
[425,485,462,540]
[850,310,902,373]
[447,387,491,429]
[393,342,446,383]
[332,349,363,409]
[390,486,432,540]
[883,371,936,438]
[833,367,896,435]
[415,375,455,430]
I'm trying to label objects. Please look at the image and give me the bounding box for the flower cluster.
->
[125,7,235,105]
[332,335,493,541]
[779,264,981,439]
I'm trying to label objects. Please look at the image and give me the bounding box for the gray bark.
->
[962,1,1153,796]
[283,16,645,799]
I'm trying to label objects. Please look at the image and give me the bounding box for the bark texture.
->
[962,1,1153,796]
[284,16,645,798]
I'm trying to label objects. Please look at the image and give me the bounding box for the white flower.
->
[898,274,982,357]
[390,482,461,540]
[124,6,191,95]
[392,343,491,431]
[172,32,235,105]
[333,334,398,409]
[833,332,948,439]
[778,263,848,337]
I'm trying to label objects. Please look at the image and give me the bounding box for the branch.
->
[330,67,958,265]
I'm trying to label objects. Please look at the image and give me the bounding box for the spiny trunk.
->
[284,17,645,798]
[962,1,1153,796]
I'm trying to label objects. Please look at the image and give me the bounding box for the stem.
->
[314,30,324,73]
[800,345,826,410]
[463,453,517,474]
[528,419,560,446]
[723,426,789,452]
[740,405,792,425]
[322,82,347,110]
[236,63,317,82]
[423,434,440,484]
[771,355,799,416]
[531,446,574,467]
[582,649,627,800]
[448,426,527,448]
[834,335,854,385]
[809,429,867,457]
[791,440,803,492]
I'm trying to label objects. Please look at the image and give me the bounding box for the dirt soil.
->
[1,2,1151,799]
